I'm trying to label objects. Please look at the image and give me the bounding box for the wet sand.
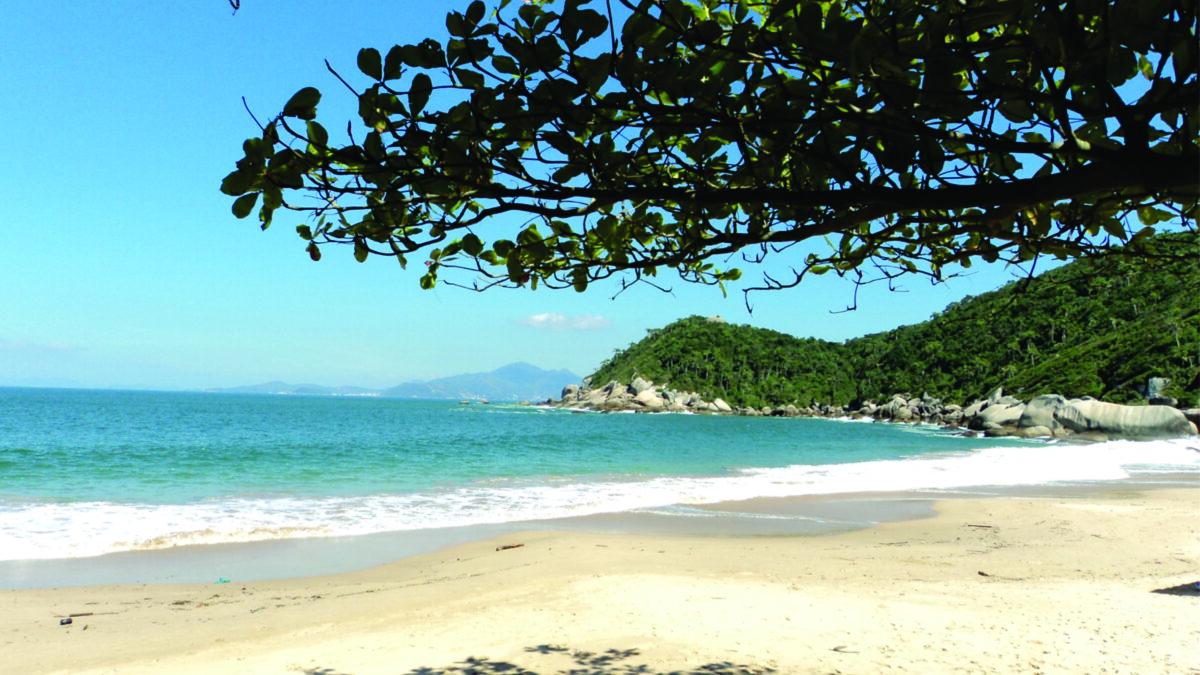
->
[3,487,1197,674]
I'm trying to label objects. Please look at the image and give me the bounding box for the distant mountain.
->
[209,362,579,402]
[381,362,579,402]
[207,381,381,396]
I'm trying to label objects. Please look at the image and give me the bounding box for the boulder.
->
[986,387,1023,407]
[560,383,582,402]
[713,398,733,413]
[630,377,654,395]
[634,388,665,409]
[968,401,1026,431]
[580,388,610,407]
[1146,377,1170,398]
[962,398,988,418]
[1183,409,1200,428]
[606,391,635,408]
[1017,394,1068,431]
[1054,399,1198,438]
[1015,425,1054,438]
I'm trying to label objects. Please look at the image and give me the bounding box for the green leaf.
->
[446,12,468,38]
[220,169,256,196]
[358,48,382,80]
[1138,54,1155,80]
[282,87,322,120]
[465,0,486,28]
[354,238,369,262]
[1100,217,1126,239]
[454,68,485,89]
[384,45,405,80]
[409,73,433,115]
[461,233,484,256]
[492,55,520,75]
[506,255,524,283]
[306,241,322,261]
[306,121,328,154]
[231,192,258,218]
[1137,207,1172,225]
[493,239,515,258]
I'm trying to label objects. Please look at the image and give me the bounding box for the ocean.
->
[2,387,1197,579]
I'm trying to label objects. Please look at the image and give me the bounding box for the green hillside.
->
[590,233,1200,408]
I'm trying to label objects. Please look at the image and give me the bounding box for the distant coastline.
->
[204,361,578,402]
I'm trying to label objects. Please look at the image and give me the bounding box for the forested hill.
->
[590,234,1200,409]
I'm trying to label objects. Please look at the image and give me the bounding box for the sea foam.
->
[2,437,1195,561]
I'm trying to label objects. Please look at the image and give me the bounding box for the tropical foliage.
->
[222,0,1198,296]
[591,233,1200,407]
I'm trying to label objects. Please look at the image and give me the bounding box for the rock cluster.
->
[557,378,738,414]
[964,390,1199,441]
[549,378,1199,441]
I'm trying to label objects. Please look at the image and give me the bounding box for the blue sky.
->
[2,0,1040,390]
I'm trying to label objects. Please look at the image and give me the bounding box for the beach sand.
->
[4,488,1198,674]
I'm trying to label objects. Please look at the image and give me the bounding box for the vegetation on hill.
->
[590,234,1200,408]
[592,318,851,409]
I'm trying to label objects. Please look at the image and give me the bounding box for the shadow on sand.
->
[304,645,775,675]
[1151,581,1200,597]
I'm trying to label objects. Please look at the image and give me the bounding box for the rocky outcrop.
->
[556,380,724,414]
[950,389,1197,440]
[549,380,1198,440]
[1052,398,1197,438]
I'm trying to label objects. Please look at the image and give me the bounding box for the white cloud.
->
[516,312,612,331]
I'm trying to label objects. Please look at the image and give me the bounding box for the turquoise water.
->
[1,387,1197,561]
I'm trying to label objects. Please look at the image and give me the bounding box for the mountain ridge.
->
[208,362,579,402]
[589,233,1200,409]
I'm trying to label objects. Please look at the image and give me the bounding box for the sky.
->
[1,0,1043,391]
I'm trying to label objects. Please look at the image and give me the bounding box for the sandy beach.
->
[4,487,1198,674]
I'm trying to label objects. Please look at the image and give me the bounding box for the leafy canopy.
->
[222,0,1198,296]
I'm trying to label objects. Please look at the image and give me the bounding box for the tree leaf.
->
[306,121,329,154]
[461,233,484,256]
[409,73,433,115]
[465,0,486,29]
[384,45,405,80]
[358,48,382,80]
[492,55,520,75]
[231,192,258,218]
[220,169,256,196]
[282,87,322,120]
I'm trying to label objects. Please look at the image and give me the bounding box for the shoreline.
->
[2,475,1193,591]
[3,485,1196,673]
